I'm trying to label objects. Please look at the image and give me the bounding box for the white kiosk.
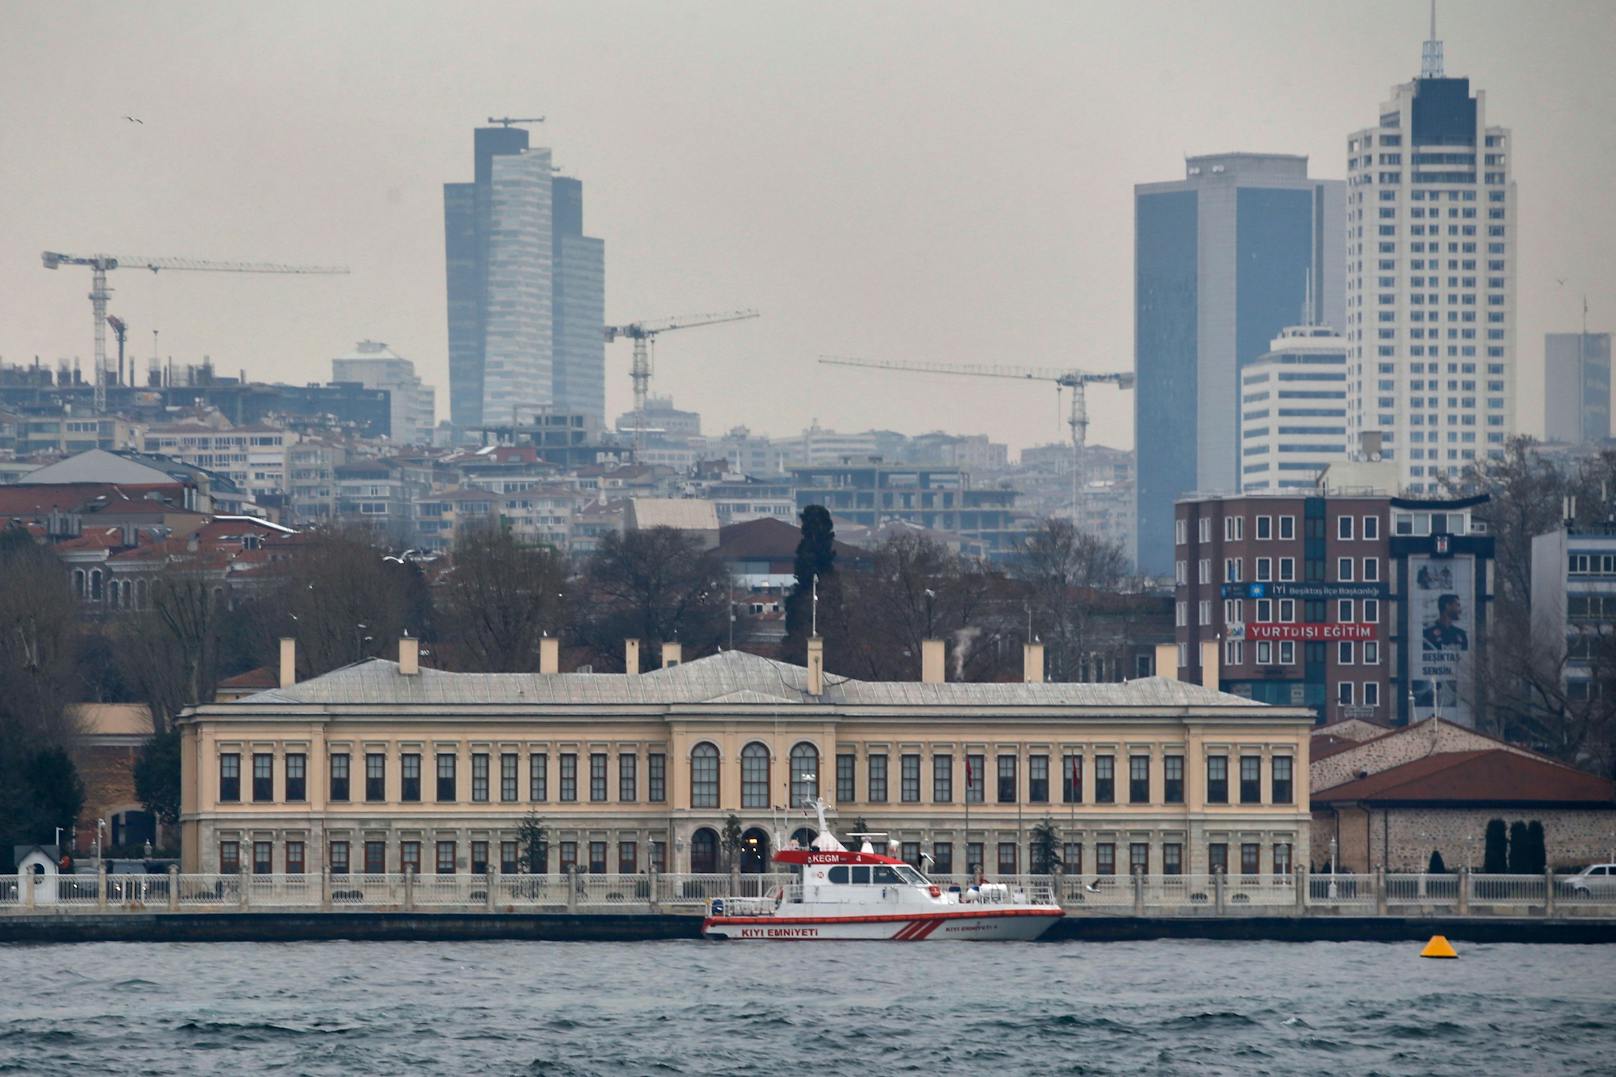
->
[14,844,61,907]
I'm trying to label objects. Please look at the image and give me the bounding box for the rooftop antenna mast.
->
[1420,0,1444,78]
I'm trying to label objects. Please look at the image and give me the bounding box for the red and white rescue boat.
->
[700,801,1063,941]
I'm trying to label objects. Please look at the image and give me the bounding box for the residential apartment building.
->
[1544,331,1611,444]
[790,462,1020,558]
[331,341,436,446]
[1239,324,1350,491]
[1344,25,1517,492]
[286,441,348,523]
[1530,525,1616,702]
[142,423,299,500]
[1134,152,1345,574]
[1176,489,1494,726]
[178,642,1314,879]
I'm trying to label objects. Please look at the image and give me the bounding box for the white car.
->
[1564,864,1616,896]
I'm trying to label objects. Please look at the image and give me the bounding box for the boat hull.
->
[701,907,1062,941]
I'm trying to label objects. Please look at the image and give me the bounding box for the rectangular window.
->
[932,754,952,802]
[1095,755,1114,803]
[401,753,420,802]
[329,753,350,802]
[589,753,607,802]
[1130,842,1149,876]
[1278,516,1295,540]
[966,842,985,876]
[1063,843,1083,875]
[470,841,489,874]
[560,753,578,803]
[966,754,984,804]
[1274,843,1293,875]
[501,753,518,802]
[365,753,386,802]
[618,753,637,802]
[285,753,306,801]
[559,841,578,871]
[1206,756,1228,803]
[436,841,455,874]
[868,754,888,803]
[218,752,241,802]
[618,841,637,874]
[329,840,349,876]
[933,841,954,875]
[1255,515,1272,540]
[900,841,921,868]
[1029,755,1049,803]
[254,841,274,874]
[901,754,921,803]
[1240,757,1261,804]
[1128,755,1150,804]
[1272,757,1293,803]
[1209,842,1227,875]
[1338,515,1354,540]
[648,753,666,803]
[996,754,1017,804]
[220,840,240,874]
[1096,842,1116,875]
[588,842,607,874]
[1164,755,1184,803]
[499,841,517,875]
[997,842,1018,875]
[364,841,385,875]
[1241,843,1261,877]
[1163,843,1183,876]
[436,753,456,802]
[836,753,856,802]
[1363,514,1380,540]
[1062,754,1082,803]
[286,840,306,875]
[252,753,273,802]
[529,752,547,801]
[402,841,421,875]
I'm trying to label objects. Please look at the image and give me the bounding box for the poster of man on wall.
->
[1408,554,1474,725]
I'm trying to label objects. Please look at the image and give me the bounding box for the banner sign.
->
[1406,554,1475,725]
[1245,622,1377,641]
[1219,582,1386,600]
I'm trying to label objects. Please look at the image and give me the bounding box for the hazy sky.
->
[3,1,1613,454]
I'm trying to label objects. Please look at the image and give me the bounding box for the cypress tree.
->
[1508,820,1530,873]
[1427,849,1447,874]
[1526,820,1547,873]
[783,505,837,656]
[1483,818,1508,873]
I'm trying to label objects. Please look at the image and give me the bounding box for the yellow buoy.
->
[1420,934,1458,959]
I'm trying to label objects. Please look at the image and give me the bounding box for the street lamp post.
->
[1327,837,1338,899]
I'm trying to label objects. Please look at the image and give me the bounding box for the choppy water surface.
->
[1,940,1611,1074]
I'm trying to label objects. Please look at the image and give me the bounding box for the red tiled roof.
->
[1313,749,1616,806]
[716,516,864,561]
[218,666,277,689]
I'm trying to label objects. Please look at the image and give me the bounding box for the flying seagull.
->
[122,115,144,124]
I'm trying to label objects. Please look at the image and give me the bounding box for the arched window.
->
[790,827,817,850]
[690,827,719,873]
[690,743,719,808]
[790,743,819,809]
[73,569,85,598]
[90,569,103,601]
[134,578,147,609]
[740,742,770,809]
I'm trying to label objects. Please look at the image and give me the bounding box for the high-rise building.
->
[444,125,605,432]
[1133,154,1345,575]
[1545,331,1612,444]
[332,340,436,446]
[1239,324,1350,491]
[1345,20,1516,493]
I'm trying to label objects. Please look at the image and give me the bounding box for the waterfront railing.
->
[5,868,1615,918]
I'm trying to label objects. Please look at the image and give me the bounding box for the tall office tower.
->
[1545,331,1612,443]
[444,125,555,430]
[1344,20,1516,493]
[1133,153,1344,576]
[551,176,606,426]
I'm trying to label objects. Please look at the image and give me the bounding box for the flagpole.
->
[964,754,972,879]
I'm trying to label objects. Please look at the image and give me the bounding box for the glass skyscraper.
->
[444,125,604,432]
[1133,154,1344,576]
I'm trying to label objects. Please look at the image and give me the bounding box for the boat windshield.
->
[895,865,928,885]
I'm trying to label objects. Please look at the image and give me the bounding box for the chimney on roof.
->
[1199,639,1220,694]
[1155,642,1178,681]
[539,636,560,675]
[662,641,682,668]
[625,638,641,674]
[921,639,946,684]
[399,635,420,676]
[278,637,296,689]
[1023,641,1045,684]
[807,636,824,696]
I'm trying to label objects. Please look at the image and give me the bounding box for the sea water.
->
[1,940,1610,1074]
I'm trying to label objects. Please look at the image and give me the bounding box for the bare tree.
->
[436,523,570,672]
[577,528,729,670]
[273,528,433,677]
[119,558,228,734]
[1018,518,1134,682]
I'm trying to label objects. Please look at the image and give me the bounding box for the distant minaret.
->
[1420,0,1444,78]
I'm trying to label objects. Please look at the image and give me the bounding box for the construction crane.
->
[604,309,759,449]
[41,251,349,413]
[487,116,544,127]
[818,356,1135,528]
